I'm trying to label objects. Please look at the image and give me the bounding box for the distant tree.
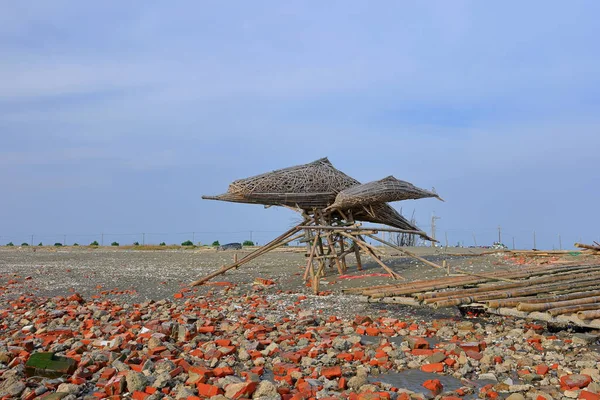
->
[242,240,254,246]
[21,242,29,247]
[133,241,140,246]
[90,240,99,246]
[212,240,220,247]
[54,243,63,247]
[73,243,79,246]
[38,242,43,246]
[111,242,119,247]
[159,242,166,246]
[181,240,194,246]
[6,242,14,247]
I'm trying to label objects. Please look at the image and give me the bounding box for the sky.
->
[1,1,599,249]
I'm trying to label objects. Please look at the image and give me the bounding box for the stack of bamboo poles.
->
[346,260,600,327]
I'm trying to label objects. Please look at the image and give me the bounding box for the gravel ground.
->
[0,246,506,320]
[2,247,600,400]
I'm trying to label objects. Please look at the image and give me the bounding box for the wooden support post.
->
[325,231,344,275]
[354,243,363,271]
[303,230,320,281]
[338,232,403,280]
[339,236,347,272]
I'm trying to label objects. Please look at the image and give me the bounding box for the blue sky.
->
[1,1,599,248]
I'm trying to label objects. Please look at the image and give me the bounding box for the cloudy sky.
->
[1,1,598,248]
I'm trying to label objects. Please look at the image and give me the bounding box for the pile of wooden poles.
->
[347,259,600,328]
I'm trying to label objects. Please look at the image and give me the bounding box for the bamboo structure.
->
[193,158,442,293]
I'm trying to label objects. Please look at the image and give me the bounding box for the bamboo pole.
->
[338,232,402,279]
[354,243,363,271]
[365,234,444,270]
[362,265,587,299]
[324,231,344,274]
[347,263,595,295]
[577,309,600,320]
[300,225,427,235]
[453,268,518,283]
[190,222,307,286]
[432,275,600,308]
[487,288,600,308]
[517,295,600,312]
[548,303,600,316]
[303,231,321,281]
[421,267,600,303]
[575,243,600,251]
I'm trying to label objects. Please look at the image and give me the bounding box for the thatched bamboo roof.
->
[202,158,440,239]
[327,176,442,210]
[203,158,355,209]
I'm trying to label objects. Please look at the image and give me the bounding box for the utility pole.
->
[472,233,477,247]
[431,215,441,247]
[497,226,502,244]
[192,232,195,244]
[533,231,537,250]
[512,236,515,250]
[558,234,562,250]
[142,233,145,246]
[31,234,34,246]
[444,232,448,248]
[250,230,253,243]
[101,233,104,246]
[63,235,66,246]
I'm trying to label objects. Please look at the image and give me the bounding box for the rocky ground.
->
[1,247,599,399]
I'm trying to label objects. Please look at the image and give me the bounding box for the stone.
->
[252,380,280,399]
[456,321,474,331]
[561,374,592,389]
[224,382,257,399]
[479,373,498,382]
[25,352,77,378]
[175,385,196,399]
[147,336,163,350]
[348,374,368,391]
[425,351,446,364]
[0,378,26,397]
[505,394,525,400]
[0,352,12,364]
[126,371,148,392]
[56,384,80,395]
[573,333,598,346]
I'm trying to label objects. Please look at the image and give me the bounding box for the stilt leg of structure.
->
[338,232,403,280]
[338,236,347,272]
[354,244,363,270]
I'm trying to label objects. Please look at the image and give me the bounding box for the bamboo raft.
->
[346,260,600,328]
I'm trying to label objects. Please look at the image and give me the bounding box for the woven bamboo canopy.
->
[194,158,443,292]
[203,158,440,235]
